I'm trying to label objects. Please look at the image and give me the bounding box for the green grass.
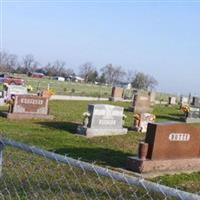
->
[152,172,200,194]
[13,73,175,100]
[0,101,199,195]
[0,100,142,168]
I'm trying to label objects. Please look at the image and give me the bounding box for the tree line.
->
[0,51,158,90]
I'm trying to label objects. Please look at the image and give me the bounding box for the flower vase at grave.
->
[138,142,148,160]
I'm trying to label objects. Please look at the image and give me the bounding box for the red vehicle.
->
[0,74,25,85]
[28,72,44,78]
[4,77,25,85]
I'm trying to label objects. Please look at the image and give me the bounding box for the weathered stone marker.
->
[5,85,28,97]
[127,122,200,174]
[191,96,200,107]
[77,104,127,137]
[132,93,151,113]
[168,96,176,105]
[149,91,156,106]
[109,87,124,102]
[179,96,189,107]
[131,91,154,132]
[5,95,53,119]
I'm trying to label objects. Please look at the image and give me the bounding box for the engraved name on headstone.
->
[145,123,200,160]
[13,95,48,114]
[5,95,53,120]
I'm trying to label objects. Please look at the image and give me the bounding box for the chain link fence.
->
[0,139,199,200]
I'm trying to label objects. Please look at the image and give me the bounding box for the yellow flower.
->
[27,85,33,91]
[48,89,56,96]
[181,105,190,113]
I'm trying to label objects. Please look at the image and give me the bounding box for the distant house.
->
[74,76,84,83]
[66,75,84,83]
[53,76,65,82]
[30,72,44,78]
[118,82,132,89]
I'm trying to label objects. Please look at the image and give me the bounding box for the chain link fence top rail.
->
[0,138,199,200]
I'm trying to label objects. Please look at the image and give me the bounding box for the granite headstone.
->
[77,104,127,137]
[5,95,53,119]
[6,85,27,98]
[127,122,200,174]
[168,96,176,105]
[109,87,124,102]
[179,96,189,107]
[132,93,151,113]
[185,107,200,123]
[191,96,200,107]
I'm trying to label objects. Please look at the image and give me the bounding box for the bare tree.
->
[126,69,134,83]
[79,62,96,83]
[65,68,75,77]
[100,64,126,85]
[131,72,158,90]
[147,75,158,90]
[44,60,69,77]
[22,54,39,72]
[52,60,66,76]
[0,51,18,73]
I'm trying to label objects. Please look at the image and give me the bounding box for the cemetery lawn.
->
[15,74,173,101]
[0,101,199,193]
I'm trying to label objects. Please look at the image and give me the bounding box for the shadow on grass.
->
[170,113,185,117]
[51,147,134,168]
[156,114,184,122]
[36,121,81,134]
[0,111,7,118]
[124,107,133,112]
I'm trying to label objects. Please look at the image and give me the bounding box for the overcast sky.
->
[1,1,200,95]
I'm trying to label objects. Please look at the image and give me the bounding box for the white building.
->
[53,77,65,82]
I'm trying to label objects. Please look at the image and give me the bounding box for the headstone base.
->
[77,126,128,137]
[127,156,200,174]
[132,127,144,132]
[2,112,54,120]
[109,97,124,102]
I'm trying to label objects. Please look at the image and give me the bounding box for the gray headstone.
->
[6,85,27,98]
[185,107,200,123]
[88,104,124,129]
[168,97,176,105]
[191,97,200,107]
[78,104,127,137]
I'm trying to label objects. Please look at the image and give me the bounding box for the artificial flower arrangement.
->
[27,85,33,92]
[134,113,141,121]
[181,105,190,113]
[82,112,91,127]
[41,88,56,98]
[181,105,190,117]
